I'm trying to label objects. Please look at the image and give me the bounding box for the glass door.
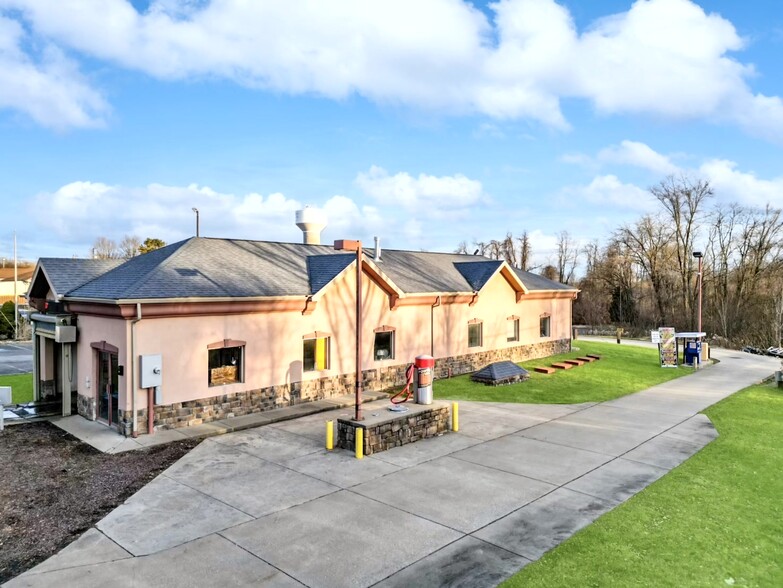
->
[98,351,119,425]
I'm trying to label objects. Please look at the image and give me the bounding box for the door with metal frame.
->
[97,351,119,425]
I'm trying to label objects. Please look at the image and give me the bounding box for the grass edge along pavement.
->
[501,382,783,588]
[433,340,688,404]
[0,373,33,404]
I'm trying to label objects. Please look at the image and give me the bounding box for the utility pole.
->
[13,232,18,340]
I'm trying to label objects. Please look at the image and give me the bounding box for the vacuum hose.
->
[390,364,416,404]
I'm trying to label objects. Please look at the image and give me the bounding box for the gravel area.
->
[0,422,199,584]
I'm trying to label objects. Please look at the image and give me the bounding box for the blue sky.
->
[1,0,782,268]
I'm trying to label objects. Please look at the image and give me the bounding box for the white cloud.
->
[355,165,484,213]
[27,177,442,255]
[563,140,783,211]
[562,174,654,212]
[1,0,781,138]
[321,195,385,240]
[698,159,783,208]
[0,14,108,129]
[597,140,679,175]
[32,181,305,247]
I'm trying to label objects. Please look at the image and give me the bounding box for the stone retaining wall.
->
[83,338,569,435]
[434,338,570,379]
[76,393,95,421]
[337,405,450,455]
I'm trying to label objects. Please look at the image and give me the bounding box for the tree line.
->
[457,175,783,348]
[91,236,166,259]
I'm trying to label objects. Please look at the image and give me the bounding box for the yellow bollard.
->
[452,402,459,432]
[355,427,364,459]
[325,420,334,451]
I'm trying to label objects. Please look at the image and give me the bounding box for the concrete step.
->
[551,362,573,370]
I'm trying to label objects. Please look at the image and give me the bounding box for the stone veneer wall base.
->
[108,338,569,435]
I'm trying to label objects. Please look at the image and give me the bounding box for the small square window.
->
[540,316,551,338]
[209,346,243,386]
[304,337,330,371]
[507,318,520,342]
[374,330,394,360]
[468,322,483,348]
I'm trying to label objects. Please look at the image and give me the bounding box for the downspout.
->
[131,303,142,438]
[430,296,441,357]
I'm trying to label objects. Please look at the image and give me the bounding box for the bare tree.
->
[540,265,558,281]
[472,240,489,257]
[706,204,742,338]
[501,233,517,267]
[119,235,141,258]
[92,237,119,259]
[615,215,674,325]
[518,232,532,271]
[556,230,579,285]
[486,240,503,260]
[651,175,713,326]
[583,239,601,276]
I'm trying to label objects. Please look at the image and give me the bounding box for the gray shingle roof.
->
[307,254,354,294]
[34,258,124,298]
[46,237,576,301]
[454,261,503,291]
[512,268,575,291]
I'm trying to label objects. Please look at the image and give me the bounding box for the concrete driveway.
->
[0,341,32,376]
[7,348,778,588]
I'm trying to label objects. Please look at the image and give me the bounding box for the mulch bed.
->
[0,422,200,584]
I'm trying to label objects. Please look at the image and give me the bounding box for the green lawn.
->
[501,383,783,587]
[434,341,688,404]
[0,373,34,404]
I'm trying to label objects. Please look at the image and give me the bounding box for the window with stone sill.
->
[468,320,483,348]
[208,340,245,386]
[303,334,330,372]
[507,316,520,342]
[374,326,395,361]
[540,315,551,338]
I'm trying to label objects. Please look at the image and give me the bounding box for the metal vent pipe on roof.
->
[374,236,381,261]
[295,207,327,245]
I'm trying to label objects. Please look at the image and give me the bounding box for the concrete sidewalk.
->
[6,348,777,588]
[53,390,389,453]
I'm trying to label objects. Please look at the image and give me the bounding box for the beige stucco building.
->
[28,236,577,436]
[0,265,33,306]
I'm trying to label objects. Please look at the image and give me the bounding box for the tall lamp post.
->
[334,239,363,421]
[693,251,703,334]
[192,207,200,237]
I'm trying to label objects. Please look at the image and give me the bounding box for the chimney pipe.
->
[374,236,381,261]
[295,207,327,245]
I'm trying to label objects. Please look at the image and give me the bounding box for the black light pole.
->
[693,251,703,333]
[192,207,200,237]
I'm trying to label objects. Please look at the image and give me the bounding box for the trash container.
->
[415,355,435,405]
[684,340,701,366]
